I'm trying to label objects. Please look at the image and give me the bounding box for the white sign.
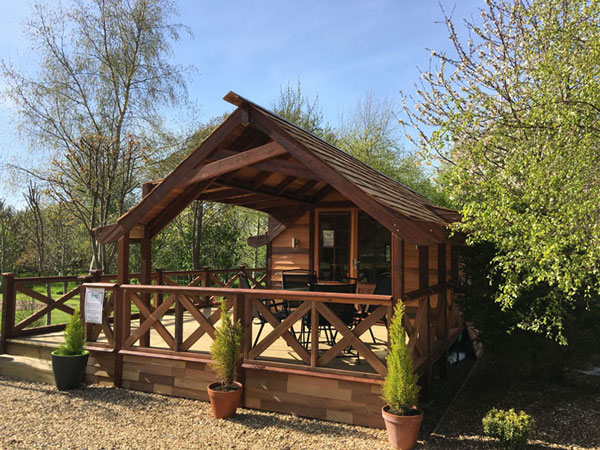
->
[322,230,335,248]
[85,288,105,324]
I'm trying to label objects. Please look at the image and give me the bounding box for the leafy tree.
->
[2,0,189,271]
[338,90,448,205]
[272,80,336,141]
[403,0,600,343]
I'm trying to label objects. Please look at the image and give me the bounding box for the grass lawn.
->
[427,356,600,449]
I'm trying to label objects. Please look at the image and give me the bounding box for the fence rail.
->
[0,266,267,353]
[1,267,460,381]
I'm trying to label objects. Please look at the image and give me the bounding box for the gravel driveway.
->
[0,376,391,449]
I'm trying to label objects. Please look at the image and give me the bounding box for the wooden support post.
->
[45,283,52,326]
[437,243,448,380]
[418,245,432,403]
[139,226,152,348]
[202,266,210,306]
[311,302,318,367]
[243,294,252,360]
[391,235,404,307]
[155,268,163,307]
[234,293,247,393]
[1,273,16,354]
[113,233,130,388]
[174,295,183,352]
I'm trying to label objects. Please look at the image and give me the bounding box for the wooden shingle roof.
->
[224,92,448,225]
[96,92,456,246]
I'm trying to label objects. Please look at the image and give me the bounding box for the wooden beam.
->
[250,171,274,190]
[274,175,297,195]
[248,106,445,245]
[184,142,286,187]
[213,180,309,206]
[207,148,320,181]
[294,179,319,199]
[97,108,244,244]
[148,178,216,238]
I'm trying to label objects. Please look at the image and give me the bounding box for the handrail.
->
[119,284,392,305]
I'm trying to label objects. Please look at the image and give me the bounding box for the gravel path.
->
[0,376,390,450]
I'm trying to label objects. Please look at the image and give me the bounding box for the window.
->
[358,212,390,283]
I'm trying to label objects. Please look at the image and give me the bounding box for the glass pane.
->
[358,212,391,283]
[319,212,350,281]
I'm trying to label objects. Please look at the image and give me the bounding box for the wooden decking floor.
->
[21,307,389,375]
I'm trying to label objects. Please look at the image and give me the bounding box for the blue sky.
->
[0,0,480,207]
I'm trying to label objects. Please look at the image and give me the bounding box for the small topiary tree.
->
[482,408,535,449]
[55,308,85,356]
[210,301,243,390]
[382,301,420,415]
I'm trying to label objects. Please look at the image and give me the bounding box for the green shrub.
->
[210,301,243,389]
[482,408,535,449]
[382,301,420,415]
[55,309,85,356]
[456,243,600,378]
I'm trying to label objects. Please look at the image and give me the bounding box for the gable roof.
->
[224,92,446,225]
[96,92,456,246]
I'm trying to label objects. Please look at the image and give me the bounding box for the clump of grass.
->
[210,302,243,390]
[54,309,85,356]
[382,301,420,415]
[483,408,535,449]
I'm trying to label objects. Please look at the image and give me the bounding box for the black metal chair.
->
[357,272,390,343]
[238,272,292,347]
[306,280,358,348]
[281,269,317,291]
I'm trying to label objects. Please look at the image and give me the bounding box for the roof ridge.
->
[224,91,448,221]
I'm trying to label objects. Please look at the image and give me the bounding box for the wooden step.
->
[5,338,56,361]
[0,354,54,385]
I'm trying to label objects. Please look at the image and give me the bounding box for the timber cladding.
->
[120,353,217,401]
[85,350,116,387]
[271,211,311,285]
[244,368,385,429]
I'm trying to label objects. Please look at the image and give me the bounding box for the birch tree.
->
[2,0,188,270]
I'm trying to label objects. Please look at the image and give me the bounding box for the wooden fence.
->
[1,266,461,381]
[0,267,266,354]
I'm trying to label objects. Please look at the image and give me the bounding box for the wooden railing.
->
[93,284,392,378]
[0,267,267,353]
[1,267,461,380]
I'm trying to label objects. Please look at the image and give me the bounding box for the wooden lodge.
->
[0,92,463,429]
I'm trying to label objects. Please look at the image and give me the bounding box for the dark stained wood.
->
[139,224,152,348]
[96,108,244,244]
[249,299,311,364]
[185,142,287,186]
[310,302,318,367]
[1,273,15,353]
[437,243,448,379]
[207,148,320,181]
[147,178,216,238]
[309,208,315,271]
[294,179,319,199]
[114,233,130,387]
[274,175,297,195]
[248,107,444,245]
[391,235,403,308]
[250,171,274,190]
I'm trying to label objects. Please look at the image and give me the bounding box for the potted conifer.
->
[51,308,89,391]
[381,301,423,449]
[207,301,244,419]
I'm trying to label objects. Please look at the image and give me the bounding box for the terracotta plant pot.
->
[381,405,423,450]
[207,382,243,419]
